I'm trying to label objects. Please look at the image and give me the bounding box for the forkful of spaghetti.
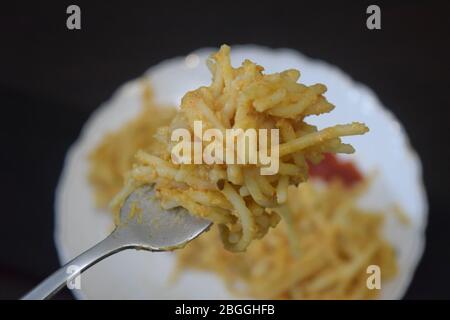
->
[111,44,368,252]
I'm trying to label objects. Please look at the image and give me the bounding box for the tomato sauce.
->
[308,153,363,187]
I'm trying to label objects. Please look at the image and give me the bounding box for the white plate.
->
[55,45,428,299]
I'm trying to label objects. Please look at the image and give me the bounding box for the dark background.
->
[0,0,449,299]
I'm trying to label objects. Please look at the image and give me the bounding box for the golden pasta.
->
[87,65,398,299]
[88,82,176,207]
[174,179,398,300]
[110,45,369,252]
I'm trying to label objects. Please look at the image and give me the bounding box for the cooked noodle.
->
[110,45,369,251]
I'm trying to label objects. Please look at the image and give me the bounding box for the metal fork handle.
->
[22,231,134,300]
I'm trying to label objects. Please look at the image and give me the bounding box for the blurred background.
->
[0,0,449,299]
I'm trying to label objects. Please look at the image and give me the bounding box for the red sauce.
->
[308,153,363,187]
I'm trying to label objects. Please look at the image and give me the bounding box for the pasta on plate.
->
[174,176,398,300]
[88,84,176,208]
[88,48,399,298]
[108,45,369,252]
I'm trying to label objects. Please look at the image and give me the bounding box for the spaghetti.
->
[110,45,369,252]
[174,176,398,299]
